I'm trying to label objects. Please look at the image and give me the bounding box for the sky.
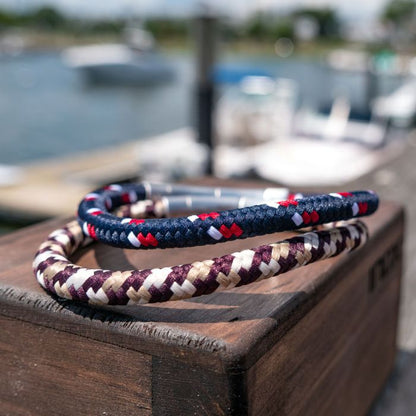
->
[4,0,390,21]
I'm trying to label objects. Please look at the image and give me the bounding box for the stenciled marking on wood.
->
[368,241,402,293]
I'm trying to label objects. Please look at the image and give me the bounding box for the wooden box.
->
[0,202,403,415]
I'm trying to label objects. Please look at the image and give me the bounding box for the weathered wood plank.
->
[0,316,152,415]
[247,232,402,415]
[152,356,245,416]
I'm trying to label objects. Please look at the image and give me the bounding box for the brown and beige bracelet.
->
[33,218,368,305]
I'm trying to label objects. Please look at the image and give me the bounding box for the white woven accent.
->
[66,269,96,290]
[142,267,172,290]
[127,231,141,248]
[36,270,46,288]
[85,193,99,200]
[291,212,303,226]
[207,226,223,240]
[347,223,360,240]
[87,208,102,215]
[49,228,67,238]
[330,239,338,254]
[83,222,90,236]
[32,251,67,269]
[181,279,197,295]
[323,242,332,256]
[352,202,359,216]
[53,233,72,246]
[259,259,281,277]
[129,190,138,203]
[105,197,112,209]
[231,249,255,273]
[303,232,320,251]
[107,184,122,191]
[265,201,280,209]
[170,280,197,297]
[86,287,109,304]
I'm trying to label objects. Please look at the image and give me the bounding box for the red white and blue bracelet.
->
[77,182,378,250]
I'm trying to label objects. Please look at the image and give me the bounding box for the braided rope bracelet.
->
[77,182,378,250]
[33,219,368,305]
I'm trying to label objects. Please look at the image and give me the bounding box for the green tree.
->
[31,6,66,29]
[382,0,416,25]
[242,13,294,41]
[245,13,269,40]
[271,19,294,40]
[144,19,188,39]
[293,8,339,37]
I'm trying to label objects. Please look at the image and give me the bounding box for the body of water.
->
[0,50,406,165]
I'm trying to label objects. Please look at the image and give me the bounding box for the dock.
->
[0,128,193,222]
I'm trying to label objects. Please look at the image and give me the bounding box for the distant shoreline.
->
[2,28,363,58]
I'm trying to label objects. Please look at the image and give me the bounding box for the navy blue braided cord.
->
[77,183,378,250]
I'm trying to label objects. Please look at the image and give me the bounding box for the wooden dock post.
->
[194,11,218,175]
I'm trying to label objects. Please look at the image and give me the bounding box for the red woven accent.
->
[339,192,353,197]
[302,212,311,224]
[129,219,145,225]
[279,200,298,207]
[301,211,319,225]
[219,223,243,238]
[198,212,220,221]
[138,233,158,247]
[121,193,131,203]
[358,202,368,214]
[87,224,97,240]
[90,210,103,216]
[310,210,319,223]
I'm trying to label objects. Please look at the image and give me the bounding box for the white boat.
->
[62,28,175,86]
[372,80,416,128]
[213,76,403,186]
[294,97,389,149]
[252,138,403,187]
[215,76,298,147]
[134,128,209,182]
[327,48,415,76]
[214,134,404,187]
[0,32,26,57]
[0,164,24,187]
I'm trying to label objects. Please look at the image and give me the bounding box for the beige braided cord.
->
[33,219,368,305]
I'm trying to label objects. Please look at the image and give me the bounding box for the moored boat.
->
[62,28,175,86]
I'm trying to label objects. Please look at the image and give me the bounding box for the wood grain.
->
[0,316,152,416]
[246,228,402,415]
[152,356,245,416]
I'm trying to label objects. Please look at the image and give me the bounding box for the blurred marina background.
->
[1,1,416,412]
[0,0,416,219]
[0,0,415,247]
[1,1,415,195]
[1,5,414,143]
[1,0,414,164]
